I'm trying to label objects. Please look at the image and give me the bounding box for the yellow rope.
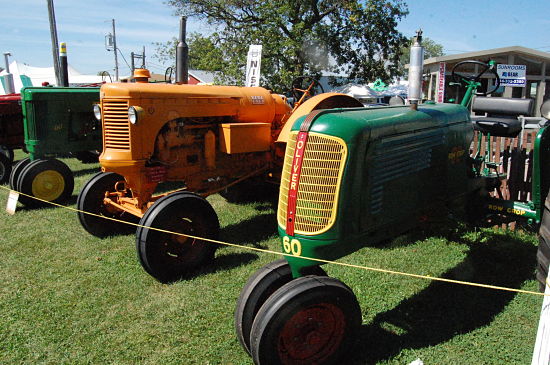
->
[2,184,548,297]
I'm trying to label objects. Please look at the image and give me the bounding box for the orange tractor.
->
[77,65,361,282]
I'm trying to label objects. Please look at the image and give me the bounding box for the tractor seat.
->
[471,117,522,137]
[471,96,534,138]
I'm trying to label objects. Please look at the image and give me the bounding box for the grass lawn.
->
[0,152,544,364]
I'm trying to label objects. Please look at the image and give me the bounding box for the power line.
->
[116,48,132,73]
[148,61,171,70]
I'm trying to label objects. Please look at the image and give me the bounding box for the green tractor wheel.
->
[235,259,326,355]
[249,276,362,365]
[9,157,31,190]
[17,159,74,207]
[136,191,220,283]
[77,172,138,238]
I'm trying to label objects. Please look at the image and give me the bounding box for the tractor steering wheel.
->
[165,67,174,84]
[291,76,325,102]
[451,60,500,96]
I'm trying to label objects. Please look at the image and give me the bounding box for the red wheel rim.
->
[162,218,200,261]
[277,303,345,364]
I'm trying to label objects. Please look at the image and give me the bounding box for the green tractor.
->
[9,86,101,207]
[234,33,549,364]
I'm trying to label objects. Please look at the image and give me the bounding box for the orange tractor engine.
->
[99,71,289,213]
[77,68,361,283]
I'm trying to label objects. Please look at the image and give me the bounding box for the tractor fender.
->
[276,93,363,143]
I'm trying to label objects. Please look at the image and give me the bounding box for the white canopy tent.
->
[0,61,111,94]
[333,83,380,98]
[332,80,408,102]
[333,81,409,104]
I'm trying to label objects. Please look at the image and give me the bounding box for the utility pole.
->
[142,46,146,69]
[46,0,61,86]
[111,19,119,81]
[130,47,146,73]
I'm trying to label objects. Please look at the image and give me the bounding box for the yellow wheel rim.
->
[31,170,65,201]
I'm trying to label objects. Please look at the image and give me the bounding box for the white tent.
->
[333,80,408,101]
[0,61,111,94]
[332,83,380,99]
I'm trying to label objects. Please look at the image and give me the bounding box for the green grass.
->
[0,151,543,364]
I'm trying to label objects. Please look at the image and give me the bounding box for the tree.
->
[154,33,226,72]
[398,36,444,77]
[161,0,409,93]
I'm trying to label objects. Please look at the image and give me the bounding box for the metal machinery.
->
[9,86,101,207]
[77,66,363,283]
[0,93,24,183]
[234,33,550,364]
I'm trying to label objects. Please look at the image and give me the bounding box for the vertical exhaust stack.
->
[175,17,189,84]
[3,52,15,94]
[59,42,69,87]
[408,29,424,111]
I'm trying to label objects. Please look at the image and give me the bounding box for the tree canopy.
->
[159,0,409,93]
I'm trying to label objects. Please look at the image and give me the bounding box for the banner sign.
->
[436,62,446,103]
[245,45,262,87]
[497,64,526,87]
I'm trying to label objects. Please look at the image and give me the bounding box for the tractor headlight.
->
[93,104,101,121]
[128,106,142,125]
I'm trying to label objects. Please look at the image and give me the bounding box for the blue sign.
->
[497,64,526,87]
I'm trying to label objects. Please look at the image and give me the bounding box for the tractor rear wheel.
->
[77,172,138,237]
[235,260,326,355]
[9,157,30,190]
[0,152,11,184]
[17,159,74,207]
[136,192,220,283]
[250,276,361,365]
[537,193,550,291]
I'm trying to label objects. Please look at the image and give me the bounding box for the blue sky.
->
[1,0,549,76]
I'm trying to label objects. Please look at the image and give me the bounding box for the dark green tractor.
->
[234,55,550,364]
[9,86,101,207]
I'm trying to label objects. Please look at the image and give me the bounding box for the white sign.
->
[533,273,550,365]
[6,190,19,215]
[245,45,262,87]
[437,62,446,103]
[497,64,526,87]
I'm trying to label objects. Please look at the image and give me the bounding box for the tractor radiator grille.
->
[278,132,347,235]
[103,99,130,150]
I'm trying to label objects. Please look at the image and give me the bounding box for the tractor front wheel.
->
[17,159,74,207]
[136,191,220,283]
[77,172,138,237]
[250,276,361,365]
[235,260,327,355]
